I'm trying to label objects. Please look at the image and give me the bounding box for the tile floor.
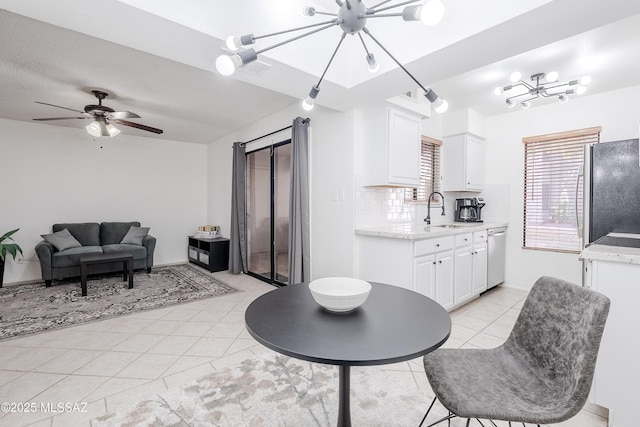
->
[0,269,608,427]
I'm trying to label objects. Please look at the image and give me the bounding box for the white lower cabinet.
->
[586,259,639,427]
[359,229,491,312]
[434,251,454,310]
[454,243,473,306]
[472,232,488,294]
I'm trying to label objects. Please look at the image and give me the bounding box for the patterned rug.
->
[93,352,448,427]
[0,264,240,341]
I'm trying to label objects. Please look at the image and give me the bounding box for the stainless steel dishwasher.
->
[487,227,506,289]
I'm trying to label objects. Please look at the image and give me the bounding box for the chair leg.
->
[465,419,471,427]
[419,397,437,427]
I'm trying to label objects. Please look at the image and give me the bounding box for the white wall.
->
[485,85,640,289]
[207,103,356,281]
[0,118,207,284]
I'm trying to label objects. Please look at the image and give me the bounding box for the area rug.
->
[93,352,449,427]
[0,264,240,341]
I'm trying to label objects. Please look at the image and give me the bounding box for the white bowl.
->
[308,277,372,313]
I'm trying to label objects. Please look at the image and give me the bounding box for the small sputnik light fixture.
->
[216,0,448,113]
[495,71,591,110]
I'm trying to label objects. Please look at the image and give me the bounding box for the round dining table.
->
[245,281,451,427]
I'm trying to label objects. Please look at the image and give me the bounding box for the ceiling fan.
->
[33,90,163,137]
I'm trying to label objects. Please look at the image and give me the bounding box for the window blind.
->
[522,127,601,252]
[407,136,442,202]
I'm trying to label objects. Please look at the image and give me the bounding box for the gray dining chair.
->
[420,276,610,427]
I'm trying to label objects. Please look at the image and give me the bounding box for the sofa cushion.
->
[53,223,100,246]
[102,244,147,260]
[41,228,82,252]
[51,246,104,268]
[100,222,141,245]
[120,226,150,246]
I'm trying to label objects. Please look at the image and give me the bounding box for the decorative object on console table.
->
[195,225,221,239]
[188,236,229,272]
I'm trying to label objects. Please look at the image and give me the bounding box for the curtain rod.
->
[239,117,310,146]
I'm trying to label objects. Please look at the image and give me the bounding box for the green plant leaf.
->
[0,228,20,243]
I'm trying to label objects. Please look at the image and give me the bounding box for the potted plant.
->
[0,228,23,288]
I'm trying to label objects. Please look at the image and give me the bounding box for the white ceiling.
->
[1,0,640,144]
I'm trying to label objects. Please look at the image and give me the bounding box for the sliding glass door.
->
[246,141,291,285]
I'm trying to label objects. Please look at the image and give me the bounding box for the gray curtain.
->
[229,142,247,274]
[288,117,311,284]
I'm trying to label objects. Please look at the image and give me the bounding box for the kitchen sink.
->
[434,224,465,228]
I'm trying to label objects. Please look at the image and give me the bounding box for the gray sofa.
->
[35,222,156,287]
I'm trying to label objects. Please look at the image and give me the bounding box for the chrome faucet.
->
[424,192,445,224]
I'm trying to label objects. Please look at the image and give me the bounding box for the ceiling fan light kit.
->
[495,71,591,109]
[216,0,448,113]
[33,90,163,138]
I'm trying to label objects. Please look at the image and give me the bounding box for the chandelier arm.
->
[255,22,339,56]
[362,27,430,95]
[314,32,348,88]
[363,13,405,18]
[512,81,535,91]
[506,93,538,103]
[368,0,394,10]
[368,0,421,14]
[313,11,339,17]
[253,19,338,41]
[357,32,371,55]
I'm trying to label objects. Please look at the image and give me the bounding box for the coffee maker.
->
[454,198,485,222]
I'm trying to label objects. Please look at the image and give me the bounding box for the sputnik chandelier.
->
[216,0,448,113]
[494,71,591,110]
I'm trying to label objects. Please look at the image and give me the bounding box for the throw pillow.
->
[120,226,150,246]
[41,228,82,251]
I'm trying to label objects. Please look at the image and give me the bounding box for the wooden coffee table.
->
[79,252,134,296]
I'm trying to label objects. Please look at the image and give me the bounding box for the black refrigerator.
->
[584,138,640,246]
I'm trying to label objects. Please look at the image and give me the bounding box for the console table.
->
[188,236,229,272]
[245,282,451,426]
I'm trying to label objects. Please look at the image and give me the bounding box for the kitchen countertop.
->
[355,222,508,240]
[579,233,640,265]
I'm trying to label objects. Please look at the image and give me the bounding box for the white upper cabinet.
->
[363,104,421,187]
[442,133,485,192]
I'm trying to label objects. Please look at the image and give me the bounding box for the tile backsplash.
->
[355,185,417,228]
[354,180,510,229]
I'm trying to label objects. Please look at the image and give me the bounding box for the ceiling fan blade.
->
[35,101,88,115]
[108,111,141,120]
[113,119,164,135]
[32,117,90,121]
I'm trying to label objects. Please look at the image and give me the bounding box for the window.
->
[407,135,442,202]
[522,126,601,253]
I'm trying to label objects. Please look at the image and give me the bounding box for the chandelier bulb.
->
[521,101,531,110]
[216,54,237,76]
[494,86,503,96]
[421,0,444,26]
[558,94,569,104]
[433,98,448,113]
[506,99,515,108]
[366,53,379,73]
[576,85,587,95]
[510,71,522,83]
[302,97,315,111]
[580,75,592,85]
[545,71,559,83]
[301,5,316,16]
[226,36,240,51]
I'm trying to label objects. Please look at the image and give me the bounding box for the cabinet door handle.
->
[436,243,440,247]
[432,262,436,265]
[464,238,468,241]
[438,260,442,264]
